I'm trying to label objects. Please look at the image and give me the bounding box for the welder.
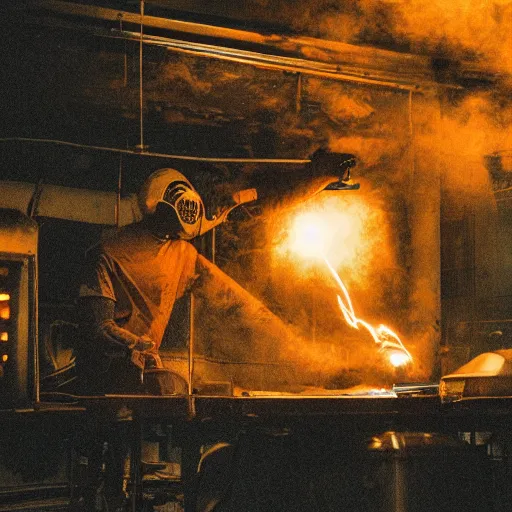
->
[76,152,356,395]
[77,168,210,394]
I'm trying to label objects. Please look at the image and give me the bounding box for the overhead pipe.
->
[0,138,310,164]
[33,0,444,91]
[107,30,428,91]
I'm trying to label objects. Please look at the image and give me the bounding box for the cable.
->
[0,137,311,164]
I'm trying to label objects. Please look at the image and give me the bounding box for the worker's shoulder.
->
[102,222,147,249]
[82,223,142,259]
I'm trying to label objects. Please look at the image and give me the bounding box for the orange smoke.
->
[391,0,512,72]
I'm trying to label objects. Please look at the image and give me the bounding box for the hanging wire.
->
[139,0,145,150]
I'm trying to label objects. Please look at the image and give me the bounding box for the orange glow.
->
[1,355,7,363]
[276,193,411,369]
[325,258,412,367]
[0,295,10,320]
[277,194,384,274]
[390,0,512,73]
[0,333,7,342]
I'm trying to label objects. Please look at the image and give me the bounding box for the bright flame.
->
[0,293,10,321]
[278,195,377,272]
[289,211,343,259]
[389,351,411,368]
[278,195,410,368]
[325,258,412,367]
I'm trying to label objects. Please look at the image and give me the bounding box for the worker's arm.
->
[78,247,155,363]
[250,151,357,214]
[78,295,154,354]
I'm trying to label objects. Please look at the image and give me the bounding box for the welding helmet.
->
[138,168,205,240]
[139,168,258,240]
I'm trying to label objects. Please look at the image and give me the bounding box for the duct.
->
[0,181,141,226]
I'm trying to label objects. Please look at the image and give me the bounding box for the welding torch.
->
[309,148,360,191]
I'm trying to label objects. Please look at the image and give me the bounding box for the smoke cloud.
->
[248,1,512,73]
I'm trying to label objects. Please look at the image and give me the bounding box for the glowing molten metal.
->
[288,209,412,368]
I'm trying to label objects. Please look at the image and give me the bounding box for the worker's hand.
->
[309,148,357,178]
[135,335,155,352]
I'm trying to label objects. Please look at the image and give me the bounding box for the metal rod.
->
[211,227,216,264]
[408,90,416,195]
[32,255,40,404]
[187,293,195,418]
[118,14,128,87]
[115,153,122,227]
[494,186,512,194]
[296,73,302,113]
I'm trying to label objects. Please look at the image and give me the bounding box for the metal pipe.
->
[118,13,128,87]
[0,138,310,164]
[408,90,415,177]
[32,254,40,404]
[187,293,196,418]
[296,73,302,113]
[211,227,216,265]
[20,1,446,91]
[115,154,122,227]
[107,29,430,92]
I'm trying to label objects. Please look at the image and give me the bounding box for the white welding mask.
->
[138,169,205,240]
[139,168,258,240]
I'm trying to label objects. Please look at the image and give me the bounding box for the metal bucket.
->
[143,368,187,395]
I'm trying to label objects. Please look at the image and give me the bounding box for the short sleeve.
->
[79,247,117,302]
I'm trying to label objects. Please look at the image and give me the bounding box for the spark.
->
[324,257,412,367]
